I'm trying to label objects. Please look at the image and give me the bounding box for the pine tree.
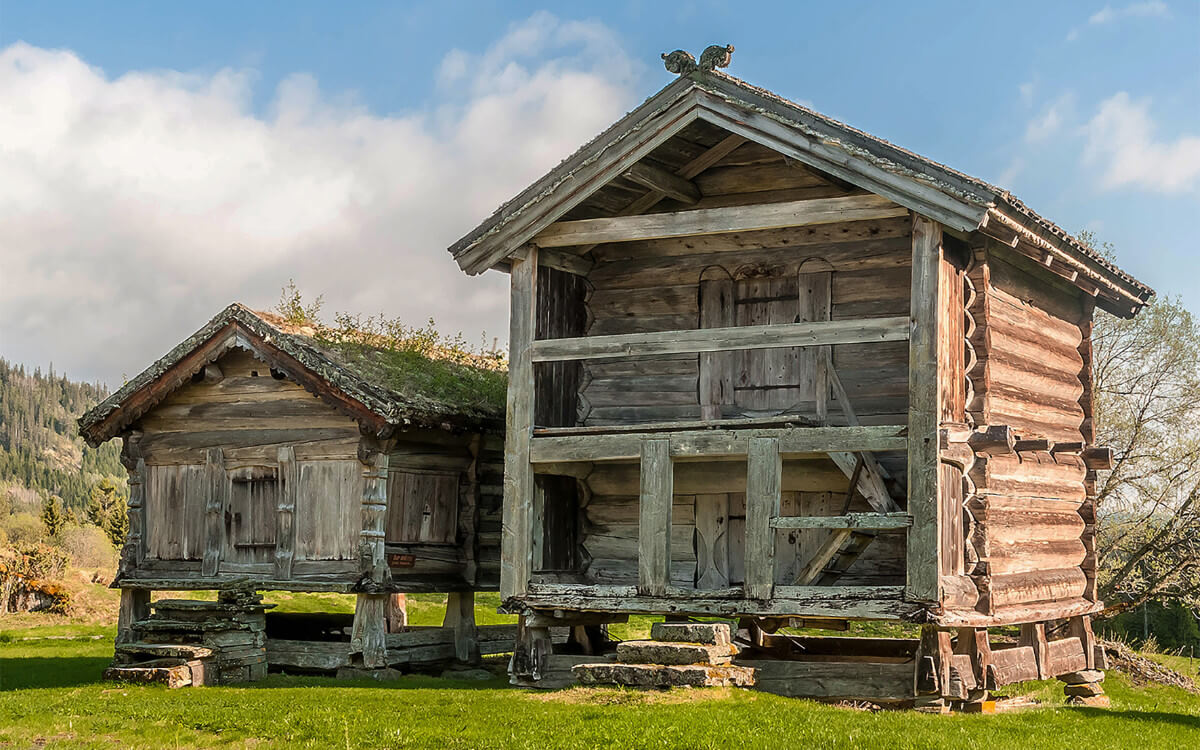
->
[86,476,128,546]
[41,495,67,538]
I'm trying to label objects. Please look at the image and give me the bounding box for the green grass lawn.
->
[2,593,1198,749]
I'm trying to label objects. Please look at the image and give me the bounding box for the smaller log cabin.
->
[447,48,1153,705]
[79,303,511,673]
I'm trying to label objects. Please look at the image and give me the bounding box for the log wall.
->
[955,243,1096,621]
[131,347,502,590]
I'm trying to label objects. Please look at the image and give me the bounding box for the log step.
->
[114,642,215,661]
[573,662,755,688]
[615,640,736,666]
[649,622,731,646]
[133,618,252,633]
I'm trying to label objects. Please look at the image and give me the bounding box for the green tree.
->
[1085,237,1200,614]
[86,476,128,547]
[40,495,67,539]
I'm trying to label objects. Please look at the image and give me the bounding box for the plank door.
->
[225,467,278,564]
[386,471,460,544]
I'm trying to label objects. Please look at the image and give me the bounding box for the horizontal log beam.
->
[770,512,912,530]
[530,425,908,463]
[623,161,700,204]
[531,317,910,362]
[533,194,907,247]
[521,582,915,620]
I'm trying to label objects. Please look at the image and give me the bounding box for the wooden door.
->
[386,470,460,544]
[225,467,278,565]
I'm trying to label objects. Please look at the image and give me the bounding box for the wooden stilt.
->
[444,591,480,664]
[116,588,151,645]
[352,593,389,669]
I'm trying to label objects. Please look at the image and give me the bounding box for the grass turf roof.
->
[78,303,507,445]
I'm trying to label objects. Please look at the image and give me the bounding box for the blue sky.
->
[1,1,1197,384]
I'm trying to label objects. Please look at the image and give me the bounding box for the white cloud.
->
[1069,2,1170,39]
[1082,92,1200,192]
[0,13,642,384]
[1089,1,1169,25]
[1019,79,1037,107]
[1025,93,1075,143]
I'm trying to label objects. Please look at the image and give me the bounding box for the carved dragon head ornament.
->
[661,44,734,75]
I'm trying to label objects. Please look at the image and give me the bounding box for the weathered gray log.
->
[638,439,673,597]
[745,438,782,601]
[770,513,911,530]
[274,446,296,580]
[530,424,907,463]
[906,215,942,603]
[533,194,906,247]
[531,316,910,362]
[502,247,537,601]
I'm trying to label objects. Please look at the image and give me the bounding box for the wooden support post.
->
[352,593,389,669]
[274,446,297,580]
[358,438,390,585]
[202,448,225,577]
[443,591,481,664]
[958,627,995,690]
[906,214,943,604]
[510,616,552,682]
[1067,615,1097,671]
[502,246,537,602]
[745,437,782,600]
[915,625,954,697]
[1020,622,1050,680]
[638,439,673,597]
[116,588,150,645]
[386,593,408,633]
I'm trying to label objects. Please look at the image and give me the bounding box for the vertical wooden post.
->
[458,433,482,586]
[906,214,943,603]
[386,593,408,633]
[116,588,150,645]
[510,615,552,682]
[119,436,146,578]
[202,448,225,577]
[352,593,389,669]
[358,438,390,585]
[915,625,954,697]
[274,446,297,580]
[1020,622,1050,680]
[638,438,673,597]
[745,437,782,600]
[694,494,730,589]
[502,246,537,602]
[443,591,481,664]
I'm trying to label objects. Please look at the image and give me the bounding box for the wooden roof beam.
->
[535,194,906,248]
[623,161,700,205]
[571,133,747,257]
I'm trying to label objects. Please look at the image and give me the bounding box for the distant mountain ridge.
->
[0,357,124,511]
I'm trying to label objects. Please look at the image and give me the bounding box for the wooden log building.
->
[79,303,514,676]
[447,47,1152,705]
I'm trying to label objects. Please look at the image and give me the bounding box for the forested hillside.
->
[0,357,124,512]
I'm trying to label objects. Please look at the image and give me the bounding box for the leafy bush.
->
[59,524,118,573]
[1,512,45,546]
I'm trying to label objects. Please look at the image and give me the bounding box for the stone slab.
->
[104,660,193,689]
[115,643,215,661]
[649,622,731,646]
[1056,669,1105,684]
[1064,683,1105,698]
[1066,694,1111,708]
[616,641,735,666]
[573,662,755,688]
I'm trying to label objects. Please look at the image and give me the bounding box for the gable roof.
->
[448,68,1152,317]
[78,304,506,446]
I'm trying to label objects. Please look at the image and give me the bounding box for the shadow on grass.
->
[1074,707,1200,730]
[0,655,111,691]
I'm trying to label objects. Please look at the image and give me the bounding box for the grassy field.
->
[2,591,1198,749]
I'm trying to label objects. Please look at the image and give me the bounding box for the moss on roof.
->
[79,303,507,444]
